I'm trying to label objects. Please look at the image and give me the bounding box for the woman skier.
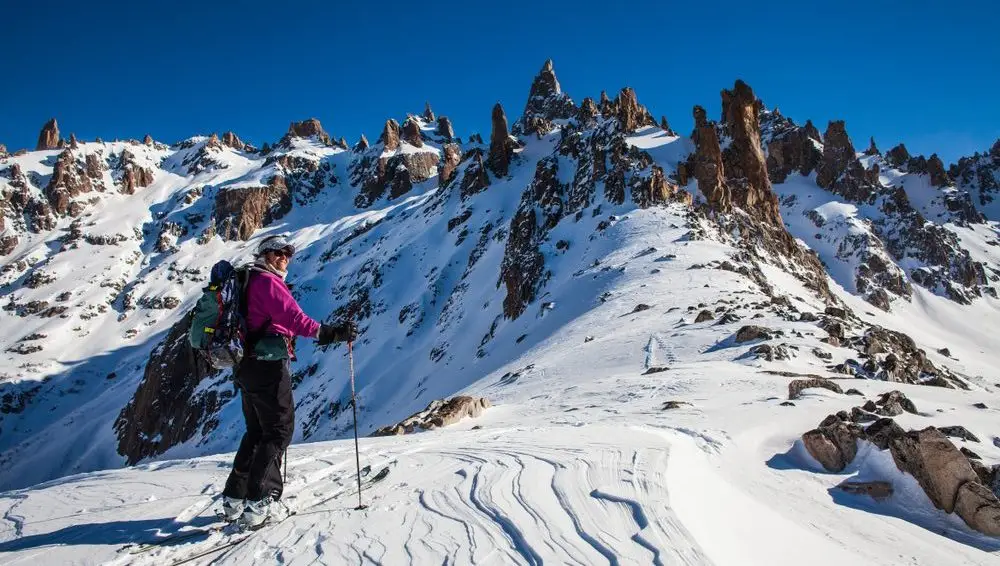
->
[221,234,357,527]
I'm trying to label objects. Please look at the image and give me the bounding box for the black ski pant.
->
[222,357,294,502]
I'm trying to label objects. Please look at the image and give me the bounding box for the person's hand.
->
[316,321,358,345]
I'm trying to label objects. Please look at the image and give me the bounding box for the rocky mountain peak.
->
[36,118,60,151]
[616,87,654,132]
[221,131,245,150]
[355,134,370,152]
[991,139,1000,160]
[578,97,599,128]
[927,154,950,186]
[69,133,79,149]
[513,59,576,136]
[864,137,880,156]
[206,133,222,149]
[143,134,154,146]
[803,119,822,142]
[719,80,781,226]
[660,116,676,136]
[0,143,7,156]
[286,118,331,145]
[422,102,435,123]
[402,118,424,148]
[688,105,731,213]
[487,103,515,177]
[599,90,613,116]
[816,120,880,202]
[886,143,911,168]
[380,119,401,151]
[436,116,455,141]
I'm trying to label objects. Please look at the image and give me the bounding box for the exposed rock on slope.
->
[114,316,229,464]
[215,175,292,240]
[36,118,60,150]
[372,396,490,436]
[513,59,576,137]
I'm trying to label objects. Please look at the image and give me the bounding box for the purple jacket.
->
[245,269,320,344]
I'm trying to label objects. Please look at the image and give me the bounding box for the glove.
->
[316,321,358,346]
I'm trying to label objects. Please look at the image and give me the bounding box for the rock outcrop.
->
[285,118,331,145]
[36,119,60,150]
[816,121,880,202]
[513,59,576,137]
[214,175,292,240]
[616,87,655,133]
[487,103,516,177]
[886,144,911,168]
[763,111,823,183]
[402,118,423,147]
[372,396,490,436]
[221,131,245,150]
[889,427,979,514]
[352,120,440,206]
[864,137,880,156]
[440,143,461,187]
[355,134,370,152]
[436,116,455,141]
[114,315,229,464]
[119,150,155,195]
[688,106,731,212]
[45,149,92,215]
[379,119,401,151]
[788,378,843,400]
[802,418,863,472]
[422,102,436,123]
[720,81,782,226]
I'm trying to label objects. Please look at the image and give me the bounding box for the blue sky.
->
[1,1,997,164]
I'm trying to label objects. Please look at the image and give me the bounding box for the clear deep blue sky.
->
[2,1,998,164]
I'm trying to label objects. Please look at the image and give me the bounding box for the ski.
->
[122,465,391,556]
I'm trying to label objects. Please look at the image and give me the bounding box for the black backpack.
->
[189,260,250,369]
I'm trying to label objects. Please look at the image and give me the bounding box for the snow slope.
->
[1,211,999,564]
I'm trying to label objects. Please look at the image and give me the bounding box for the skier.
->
[221,234,357,527]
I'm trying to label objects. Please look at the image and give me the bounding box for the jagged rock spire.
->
[337,136,349,150]
[616,87,655,132]
[990,139,1000,159]
[69,133,79,149]
[355,134,370,152]
[37,118,60,150]
[487,103,515,177]
[864,136,880,156]
[689,105,731,212]
[436,116,455,141]
[402,118,423,148]
[143,134,154,146]
[816,120,880,201]
[803,120,822,142]
[221,131,245,150]
[886,143,911,167]
[379,119,401,151]
[514,59,576,136]
[660,116,676,136]
[422,102,435,123]
[719,80,780,225]
[926,154,950,186]
[440,143,461,187]
[599,91,613,116]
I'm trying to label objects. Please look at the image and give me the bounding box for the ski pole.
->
[348,339,367,510]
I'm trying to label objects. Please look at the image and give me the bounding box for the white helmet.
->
[256,233,295,257]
